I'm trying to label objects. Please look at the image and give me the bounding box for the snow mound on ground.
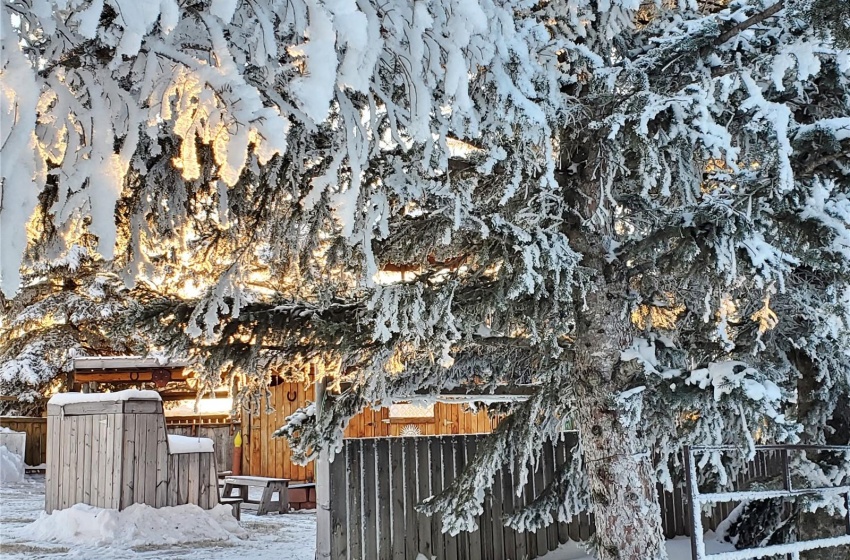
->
[28,503,247,547]
[0,445,25,483]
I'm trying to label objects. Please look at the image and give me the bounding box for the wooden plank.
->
[74,415,86,505]
[121,413,136,509]
[543,441,559,552]
[188,452,201,506]
[199,453,211,509]
[167,454,180,506]
[466,437,484,560]
[123,400,162,415]
[443,437,461,559]
[490,460,507,559]
[673,485,686,537]
[429,437,445,559]
[389,438,406,560]
[134,414,147,506]
[402,438,419,560]
[179,454,191,505]
[362,439,378,560]
[520,456,535,559]
[155,421,169,507]
[59,401,126,416]
[533,446,549,555]
[347,440,363,560]
[45,414,58,513]
[145,415,159,506]
[210,454,220,507]
[416,437,434,560]
[59,416,77,509]
[330,443,348,560]
[376,439,391,560]
[92,414,105,507]
[82,414,93,504]
[500,449,518,559]
[555,438,570,545]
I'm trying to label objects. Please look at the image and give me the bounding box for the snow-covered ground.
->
[539,535,735,560]
[2,474,735,559]
[0,474,315,559]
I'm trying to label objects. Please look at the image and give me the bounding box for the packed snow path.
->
[0,474,315,560]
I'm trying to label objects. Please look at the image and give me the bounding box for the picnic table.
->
[221,476,290,515]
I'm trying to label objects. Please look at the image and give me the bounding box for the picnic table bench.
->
[222,476,290,515]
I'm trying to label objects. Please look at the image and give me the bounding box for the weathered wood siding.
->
[0,417,47,466]
[166,422,235,473]
[243,382,500,481]
[46,398,219,513]
[320,434,786,560]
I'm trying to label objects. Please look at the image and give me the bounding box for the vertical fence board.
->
[348,440,363,560]
[468,437,486,560]
[362,440,378,560]
[46,415,59,512]
[402,438,419,560]
[542,442,559,553]
[443,437,461,560]
[376,439,392,560]
[500,453,518,559]
[389,439,406,560]
[429,437,446,559]
[330,446,348,560]
[554,438,570,545]
[416,437,434,560]
[490,461,506,559]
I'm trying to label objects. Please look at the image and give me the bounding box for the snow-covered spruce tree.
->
[0,243,139,415]
[3,0,850,558]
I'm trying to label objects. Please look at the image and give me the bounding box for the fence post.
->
[315,379,332,560]
[684,446,701,560]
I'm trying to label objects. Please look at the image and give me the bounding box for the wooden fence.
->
[319,433,785,560]
[166,421,237,473]
[1,415,235,473]
[0,417,47,466]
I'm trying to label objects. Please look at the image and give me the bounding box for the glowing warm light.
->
[751,293,778,333]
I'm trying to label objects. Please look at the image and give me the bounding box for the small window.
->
[388,402,435,420]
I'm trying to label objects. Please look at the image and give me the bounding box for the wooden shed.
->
[46,390,218,513]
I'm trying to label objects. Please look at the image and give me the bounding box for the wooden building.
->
[241,380,506,482]
[52,357,507,486]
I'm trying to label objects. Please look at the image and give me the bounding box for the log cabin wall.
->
[242,382,501,481]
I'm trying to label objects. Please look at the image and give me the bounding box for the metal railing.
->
[684,444,850,560]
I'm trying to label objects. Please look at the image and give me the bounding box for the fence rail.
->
[320,433,789,560]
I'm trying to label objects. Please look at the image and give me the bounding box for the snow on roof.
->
[72,356,189,370]
[167,434,215,454]
[48,389,162,406]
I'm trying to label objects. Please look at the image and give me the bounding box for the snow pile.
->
[48,389,162,406]
[0,445,25,483]
[168,434,215,454]
[0,426,16,433]
[28,503,246,547]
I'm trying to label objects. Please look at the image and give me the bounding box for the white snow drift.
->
[28,502,246,547]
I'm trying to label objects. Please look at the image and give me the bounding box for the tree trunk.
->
[572,263,667,559]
